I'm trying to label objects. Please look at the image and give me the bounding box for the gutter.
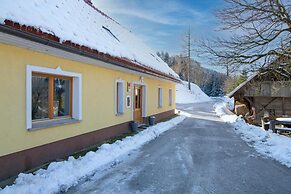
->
[0,24,180,83]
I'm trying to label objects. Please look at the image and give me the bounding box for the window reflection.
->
[32,76,49,120]
[53,78,71,117]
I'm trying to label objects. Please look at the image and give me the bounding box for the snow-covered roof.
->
[0,0,179,80]
[227,73,258,98]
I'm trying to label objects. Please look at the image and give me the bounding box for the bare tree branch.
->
[198,0,291,75]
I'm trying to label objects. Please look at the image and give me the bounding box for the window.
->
[31,75,49,120]
[116,80,124,114]
[126,96,131,109]
[158,87,163,108]
[27,65,82,130]
[135,87,142,109]
[32,73,72,121]
[169,89,173,106]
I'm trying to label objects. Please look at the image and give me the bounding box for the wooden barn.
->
[228,66,291,126]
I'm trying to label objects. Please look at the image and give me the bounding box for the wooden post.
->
[282,97,285,115]
[187,26,191,90]
[261,117,269,130]
[270,120,276,133]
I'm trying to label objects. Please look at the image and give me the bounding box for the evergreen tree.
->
[157,51,227,96]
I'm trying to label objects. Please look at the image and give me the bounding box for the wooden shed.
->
[228,66,291,126]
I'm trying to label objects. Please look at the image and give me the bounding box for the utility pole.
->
[187,26,191,90]
[182,26,194,90]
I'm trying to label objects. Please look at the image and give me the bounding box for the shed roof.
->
[227,73,258,98]
[0,0,179,81]
[228,55,291,98]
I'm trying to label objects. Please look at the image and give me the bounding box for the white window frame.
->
[26,65,82,129]
[115,79,125,115]
[169,88,173,106]
[158,87,163,108]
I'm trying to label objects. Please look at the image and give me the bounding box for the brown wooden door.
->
[134,85,143,123]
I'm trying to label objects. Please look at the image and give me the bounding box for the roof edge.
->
[0,22,180,83]
[227,73,258,98]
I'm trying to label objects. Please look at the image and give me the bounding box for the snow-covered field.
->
[0,116,185,194]
[176,81,211,104]
[215,99,291,168]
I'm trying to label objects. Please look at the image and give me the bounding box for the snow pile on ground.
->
[221,96,235,111]
[215,101,291,168]
[0,116,185,194]
[0,0,178,78]
[176,81,211,104]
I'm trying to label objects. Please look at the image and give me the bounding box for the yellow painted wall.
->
[0,43,176,157]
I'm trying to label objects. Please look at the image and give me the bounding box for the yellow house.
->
[0,0,179,181]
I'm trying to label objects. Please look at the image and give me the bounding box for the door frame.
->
[131,81,147,121]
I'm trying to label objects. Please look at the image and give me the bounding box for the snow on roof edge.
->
[0,0,179,79]
[227,73,258,98]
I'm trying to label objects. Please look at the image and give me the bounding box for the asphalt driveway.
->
[66,101,291,194]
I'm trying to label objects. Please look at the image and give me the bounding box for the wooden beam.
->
[256,97,278,116]
[244,97,254,107]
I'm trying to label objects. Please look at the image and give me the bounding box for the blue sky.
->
[92,0,226,69]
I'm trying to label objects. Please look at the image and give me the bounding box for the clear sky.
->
[92,0,226,70]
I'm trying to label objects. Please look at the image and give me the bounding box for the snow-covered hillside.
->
[176,81,211,104]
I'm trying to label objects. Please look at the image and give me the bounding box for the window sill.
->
[116,112,124,116]
[30,118,81,131]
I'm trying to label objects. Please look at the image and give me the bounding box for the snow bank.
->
[215,101,291,168]
[176,81,211,104]
[221,96,235,111]
[0,0,178,78]
[0,116,185,194]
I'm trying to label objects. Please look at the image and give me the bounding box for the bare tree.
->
[199,0,291,74]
